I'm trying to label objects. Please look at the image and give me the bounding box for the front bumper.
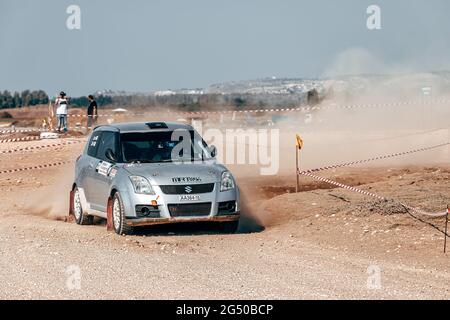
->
[125,212,240,227]
[120,182,240,219]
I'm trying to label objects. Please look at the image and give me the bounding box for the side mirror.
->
[105,148,116,162]
[208,145,217,158]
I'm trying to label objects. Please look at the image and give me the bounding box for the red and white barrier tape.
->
[299,170,386,200]
[148,98,450,116]
[0,136,40,144]
[2,99,448,134]
[0,127,88,135]
[0,128,44,134]
[298,171,447,217]
[300,142,450,174]
[51,97,450,118]
[0,160,73,175]
[0,140,84,155]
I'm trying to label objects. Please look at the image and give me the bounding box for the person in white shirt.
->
[55,91,69,132]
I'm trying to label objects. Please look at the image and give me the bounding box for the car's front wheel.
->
[72,187,93,225]
[112,192,134,235]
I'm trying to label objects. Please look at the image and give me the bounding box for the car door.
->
[90,131,119,212]
[81,130,103,205]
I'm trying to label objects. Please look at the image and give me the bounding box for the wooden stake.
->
[444,205,449,254]
[296,145,299,193]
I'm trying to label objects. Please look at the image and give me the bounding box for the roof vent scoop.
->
[146,122,168,129]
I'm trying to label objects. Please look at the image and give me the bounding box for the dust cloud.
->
[24,164,74,221]
[208,49,450,228]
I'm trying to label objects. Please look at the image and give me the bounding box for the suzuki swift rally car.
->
[70,122,240,235]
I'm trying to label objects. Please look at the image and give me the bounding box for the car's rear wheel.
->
[112,192,134,235]
[73,187,93,225]
[219,220,239,234]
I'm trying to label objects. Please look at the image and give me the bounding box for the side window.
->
[87,131,102,158]
[96,131,118,162]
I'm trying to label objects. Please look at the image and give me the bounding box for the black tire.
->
[112,192,134,235]
[72,187,93,225]
[219,220,239,234]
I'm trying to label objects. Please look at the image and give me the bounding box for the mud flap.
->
[106,197,114,231]
[69,190,74,216]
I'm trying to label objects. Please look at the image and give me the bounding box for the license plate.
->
[179,195,201,202]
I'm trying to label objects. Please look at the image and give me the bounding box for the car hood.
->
[120,160,227,185]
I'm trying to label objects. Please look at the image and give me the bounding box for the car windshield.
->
[120,130,213,163]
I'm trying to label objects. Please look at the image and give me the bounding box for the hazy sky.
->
[1,0,450,96]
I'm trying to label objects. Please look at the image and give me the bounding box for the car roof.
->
[93,122,193,133]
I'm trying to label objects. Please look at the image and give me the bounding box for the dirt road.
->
[0,136,449,299]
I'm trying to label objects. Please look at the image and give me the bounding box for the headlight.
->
[220,171,235,192]
[129,176,155,195]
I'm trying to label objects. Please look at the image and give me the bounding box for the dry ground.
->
[0,134,449,300]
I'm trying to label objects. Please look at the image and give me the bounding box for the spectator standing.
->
[55,91,69,132]
[87,95,98,129]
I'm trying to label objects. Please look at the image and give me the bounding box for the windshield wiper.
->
[156,159,173,163]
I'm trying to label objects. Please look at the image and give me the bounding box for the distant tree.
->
[21,90,31,106]
[13,92,21,108]
[1,90,14,109]
[69,96,89,107]
[68,94,113,108]
[37,90,49,104]
[98,95,113,107]
[233,97,246,108]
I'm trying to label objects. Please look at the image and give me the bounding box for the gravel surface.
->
[0,137,449,299]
